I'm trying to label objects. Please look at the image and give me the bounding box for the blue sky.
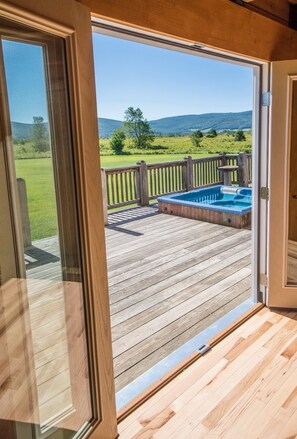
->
[2,33,253,124]
[2,40,48,124]
[93,33,253,121]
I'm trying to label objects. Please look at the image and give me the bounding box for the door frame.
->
[267,60,297,307]
[0,1,117,438]
[92,18,270,418]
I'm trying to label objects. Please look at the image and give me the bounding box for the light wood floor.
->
[26,206,252,392]
[118,307,297,439]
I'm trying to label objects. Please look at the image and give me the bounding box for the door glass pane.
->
[0,30,93,438]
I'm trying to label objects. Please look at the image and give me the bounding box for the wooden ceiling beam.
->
[80,0,297,61]
[242,0,290,26]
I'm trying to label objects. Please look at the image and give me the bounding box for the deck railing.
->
[101,152,252,223]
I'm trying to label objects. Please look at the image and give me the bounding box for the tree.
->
[190,130,203,147]
[124,107,155,149]
[234,130,246,141]
[31,116,49,152]
[206,128,218,138]
[110,128,126,154]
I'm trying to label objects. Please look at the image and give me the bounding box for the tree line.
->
[110,107,247,155]
[27,110,247,156]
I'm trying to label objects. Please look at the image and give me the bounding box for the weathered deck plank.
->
[26,206,252,393]
[106,207,251,390]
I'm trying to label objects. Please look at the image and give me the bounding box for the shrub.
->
[110,128,126,154]
[206,128,218,138]
[190,130,203,147]
[235,130,246,141]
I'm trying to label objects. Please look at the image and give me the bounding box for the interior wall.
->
[79,0,297,61]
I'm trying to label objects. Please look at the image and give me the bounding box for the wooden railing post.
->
[137,161,149,206]
[182,156,193,191]
[100,169,108,225]
[237,152,249,187]
[17,178,31,248]
[219,152,227,183]
[220,152,227,166]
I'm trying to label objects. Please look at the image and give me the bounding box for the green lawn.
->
[14,132,252,241]
[100,153,211,168]
[16,153,213,241]
[99,133,252,157]
[15,159,57,241]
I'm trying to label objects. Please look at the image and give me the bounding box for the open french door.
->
[268,60,297,308]
[0,1,117,438]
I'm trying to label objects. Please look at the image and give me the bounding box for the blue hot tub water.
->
[157,185,252,215]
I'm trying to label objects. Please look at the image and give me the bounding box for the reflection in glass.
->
[1,35,92,437]
[287,80,297,284]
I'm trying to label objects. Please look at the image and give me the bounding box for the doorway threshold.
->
[117,298,263,419]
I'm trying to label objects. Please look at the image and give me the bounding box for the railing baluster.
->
[102,153,252,210]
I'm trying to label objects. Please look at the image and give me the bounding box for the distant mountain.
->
[12,111,252,140]
[98,118,123,138]
[12,121,33,140]
[149,111,252,136]
[98,111,252,138]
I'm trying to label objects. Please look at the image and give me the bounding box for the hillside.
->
[98,111,252,137]
[12,111,252,140]
[149,111,252,136]
[12,121,33,139]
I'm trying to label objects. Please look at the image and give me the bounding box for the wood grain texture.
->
[105,207,251,391]
[118,307,297,438]
[83,0,297,61]
[26,206,252,393]
[0,1,117,437]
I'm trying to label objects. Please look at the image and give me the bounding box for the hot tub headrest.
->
[220,186,238,195]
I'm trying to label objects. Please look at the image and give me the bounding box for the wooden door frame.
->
[0,1,117,438]
[267,60,297,307]
[92,19,270,420]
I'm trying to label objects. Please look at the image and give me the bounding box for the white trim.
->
[256,63,270,304]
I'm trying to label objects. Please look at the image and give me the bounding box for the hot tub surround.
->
[157,185,252,229]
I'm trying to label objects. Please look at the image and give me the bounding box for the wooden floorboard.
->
[26,206,252,393]
[118,308,297,439]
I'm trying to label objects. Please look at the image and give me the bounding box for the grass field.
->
[99,133,252,156]
[99,153,212,168]
[14,132,251,241]
[15,153,213,240]
[15,158,57,241]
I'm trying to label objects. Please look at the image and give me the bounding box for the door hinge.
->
[262,91,271,107]
[260,187,269,200]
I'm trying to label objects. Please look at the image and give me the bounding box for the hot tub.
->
[157,185,252,228]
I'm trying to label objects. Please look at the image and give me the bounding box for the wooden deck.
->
[118,307,297,439]
[26,206,251,393]
[106,206,251,390]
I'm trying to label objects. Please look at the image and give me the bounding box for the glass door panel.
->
[0,20,92,438]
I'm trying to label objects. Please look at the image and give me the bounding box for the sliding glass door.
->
[0,2,116,438]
